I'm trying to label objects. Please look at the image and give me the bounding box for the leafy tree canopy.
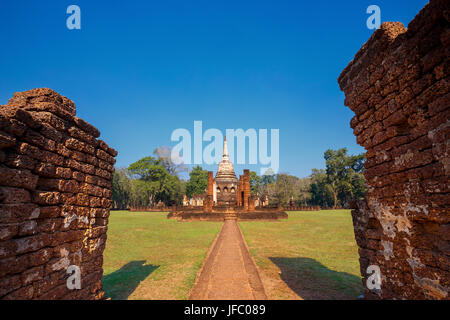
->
[185,165,208,198]
[311,148,366,208]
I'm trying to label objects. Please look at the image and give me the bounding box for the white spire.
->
[216,135,236,180]
[222,136,229,161]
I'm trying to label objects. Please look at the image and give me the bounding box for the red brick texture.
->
[338,0,449,299]
[0,88,117,300]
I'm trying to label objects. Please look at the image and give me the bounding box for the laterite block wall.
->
[338,0,449,299]
[0,88,117,299]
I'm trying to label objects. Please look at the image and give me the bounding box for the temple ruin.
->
[169,138,287,221]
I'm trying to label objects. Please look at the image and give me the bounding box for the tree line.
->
[112,147,187,209]
[247,148,365,208]
[112,147,365,209]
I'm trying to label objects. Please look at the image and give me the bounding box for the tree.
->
[249,171,276,203]
[249,171,261,195]
[128,156,166,181]
[297,176,312,205]
[153,146,188,177]
[271,174,292,205]
[310,148,366,208]
[261,172,276,185]
[127,156,184,206]
[310,169,334,207]
[129,179,154,207]
[185,165,208,198]
[112,168,131,209]
[266,173,310,205]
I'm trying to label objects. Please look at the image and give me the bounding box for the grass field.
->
[102,210,362,300]
[102,211,222,300]
[239,210,363,300]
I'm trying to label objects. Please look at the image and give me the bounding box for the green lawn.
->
[239,210,363,300]
[102,211,222,300]
[102,210,362,300]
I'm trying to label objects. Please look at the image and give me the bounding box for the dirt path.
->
[190,218,267,300]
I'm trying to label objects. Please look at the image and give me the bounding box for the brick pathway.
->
[190,218,267,300]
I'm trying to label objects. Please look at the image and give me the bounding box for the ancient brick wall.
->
[237,170,251,209]
[0,88,117,299]
[338,0,449,299]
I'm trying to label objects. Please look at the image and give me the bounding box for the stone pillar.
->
[248,196,255,212]
[338,0,449,300]
[207,171,213,197]
[0,88,117,300]
[203,195,213,213]
[243,170,250,211]
[236,176,243,206]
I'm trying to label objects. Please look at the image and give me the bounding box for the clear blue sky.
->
[0,0,428,178]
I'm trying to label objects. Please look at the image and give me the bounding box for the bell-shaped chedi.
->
[215,137,237,181]
[215,137,237,206]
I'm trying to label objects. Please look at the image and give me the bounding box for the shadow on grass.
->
[269,257,363,300]
[102,261,159,300]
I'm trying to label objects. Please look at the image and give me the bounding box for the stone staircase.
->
[224,213,237,220]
